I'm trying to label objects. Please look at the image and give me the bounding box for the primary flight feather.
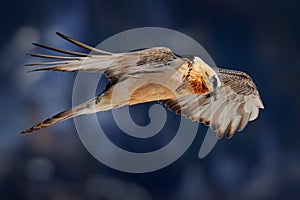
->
[21,32,264,139]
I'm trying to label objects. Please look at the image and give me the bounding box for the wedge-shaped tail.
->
[21,94,113,134]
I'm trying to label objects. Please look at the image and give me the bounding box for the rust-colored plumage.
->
[21,32,264,139]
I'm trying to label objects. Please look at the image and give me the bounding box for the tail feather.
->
[20,96,110,134]
[20,108,75,134]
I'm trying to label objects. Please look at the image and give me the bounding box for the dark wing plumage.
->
[25,32,263,138]
[160,68,264,139]
[27,32,188,85]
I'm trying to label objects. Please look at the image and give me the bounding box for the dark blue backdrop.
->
[0,0,299,199]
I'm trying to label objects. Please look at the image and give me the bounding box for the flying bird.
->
[21,32,264,139]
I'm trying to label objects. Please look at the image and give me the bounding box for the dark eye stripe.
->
[212,76,218,88]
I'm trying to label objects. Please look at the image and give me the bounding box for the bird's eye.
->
[210,76,218,89]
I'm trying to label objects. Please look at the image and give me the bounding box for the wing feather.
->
[160,68,264,139]
[27,32,187,85]
[25,33,263,138]
[227,115,242,138]
[32,42,89,56]
[55,32,112,55]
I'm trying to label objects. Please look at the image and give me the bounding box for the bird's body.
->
[21,32,264,139]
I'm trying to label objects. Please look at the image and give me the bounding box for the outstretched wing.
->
[27,32,188,84]
[160,68,264,139]
[21,32,192,134]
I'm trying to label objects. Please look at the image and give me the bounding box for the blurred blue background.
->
[0,0,300,199]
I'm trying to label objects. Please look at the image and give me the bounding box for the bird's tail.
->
[20,94,112,134]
